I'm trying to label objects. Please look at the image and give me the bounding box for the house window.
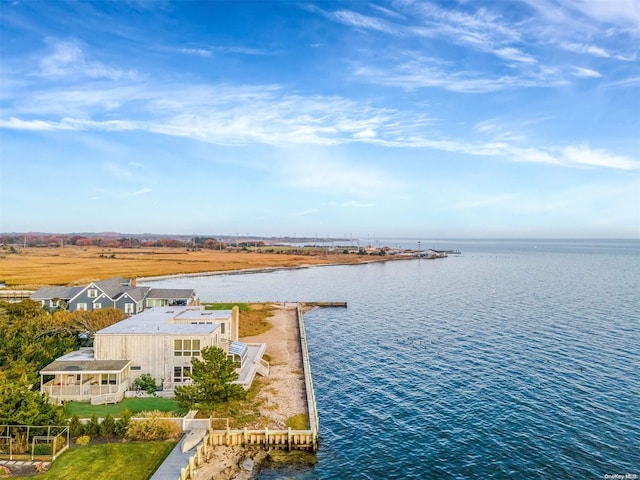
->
[221,322,225,334]
[131,366,141,371]
[101,374,117,385]
[77,303,88,311]
[174,339,201,357]
[88,289,98,298]
[124,303,134,314]
[173,366,191,383]
[94,303,102,310]
[50,299,59,308]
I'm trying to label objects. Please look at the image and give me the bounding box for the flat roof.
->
[97,306,228,335]
[41,359,131,374]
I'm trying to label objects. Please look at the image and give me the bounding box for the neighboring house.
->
[31,277,197,314]
[40,305,268,405]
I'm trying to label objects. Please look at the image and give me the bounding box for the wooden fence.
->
[178,423,315,480]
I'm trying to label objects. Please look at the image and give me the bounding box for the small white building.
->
[40,305,268,405]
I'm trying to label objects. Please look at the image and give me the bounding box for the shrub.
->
[33,444,52,455]
[0,465,11,475]
[114,409,132,437]
[75,436,91,446]
[100,413,116,436]
[84,414,100,436]
[133,373,158,395]
[68,414,84,437]
[125,411,181,441]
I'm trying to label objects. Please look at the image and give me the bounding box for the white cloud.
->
[330,10,395,34]
[40,40,139,81]
[127,188,152,196]
[104,163,133,178]
[561,145,640,170]
[572,66,602,78]
[178,48,212,57]
[494,47,537,64]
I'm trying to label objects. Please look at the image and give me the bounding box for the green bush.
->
[75,435,91,446]
[100,413,116,436]
[68,414,84,437]
[133,374,158,395]
[114,409,132,437]
[84,414,100,436]
[33,444,52,455]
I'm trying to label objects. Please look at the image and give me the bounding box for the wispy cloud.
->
[561,145,639,170]
[178,48,212,57]
[126,187,152,196]
[178,45,273,56]
[572,66,602,78]
[40,40,139,80]
[1,36,636,173]
[329,10,395,34]
[104,163,133,178]
[353,60,568,93]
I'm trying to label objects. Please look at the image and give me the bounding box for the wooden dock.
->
[301,301,347,308]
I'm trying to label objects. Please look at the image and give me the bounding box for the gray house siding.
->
[69,285,101,312]
[115,295,142,314]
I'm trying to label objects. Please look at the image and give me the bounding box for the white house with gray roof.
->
[31,277,197,314]
[40,305,268,405]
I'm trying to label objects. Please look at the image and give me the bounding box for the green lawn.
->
[14,441,176,480]
[204,302,249,312]
[64,397,186,417]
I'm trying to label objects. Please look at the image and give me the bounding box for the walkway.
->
[149,437,198,480]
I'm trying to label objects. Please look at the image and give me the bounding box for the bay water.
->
[143,239,639,479]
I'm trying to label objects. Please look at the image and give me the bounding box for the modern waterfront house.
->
[40,305,268,404]
[30,277,197,314]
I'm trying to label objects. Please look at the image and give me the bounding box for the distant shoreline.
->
[137,257,413,283]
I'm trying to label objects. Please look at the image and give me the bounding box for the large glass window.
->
[173,366,191,383]
[124,303,134,314]
[101,374,117,385]
[88,289,98,298]
[174,339,201,357]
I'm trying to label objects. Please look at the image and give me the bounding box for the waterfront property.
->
[40,305,268,404]
[30,277,197,314]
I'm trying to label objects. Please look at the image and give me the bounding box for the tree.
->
[0,378,64,426]
[174,347,246,412]
[133,373,158,395]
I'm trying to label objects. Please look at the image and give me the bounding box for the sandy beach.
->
[192,303,308,479]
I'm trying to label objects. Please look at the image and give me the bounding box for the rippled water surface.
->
[144,240,639,479]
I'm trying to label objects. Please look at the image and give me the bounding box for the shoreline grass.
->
[0,246,400,289]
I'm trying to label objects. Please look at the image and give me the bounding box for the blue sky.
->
[0,0,639,239]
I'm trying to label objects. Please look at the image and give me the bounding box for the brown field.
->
[0,246,400,289]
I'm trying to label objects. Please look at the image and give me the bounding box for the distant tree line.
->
[1,235,207,249]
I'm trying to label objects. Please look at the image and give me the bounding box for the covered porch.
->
[40,349,131,405]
